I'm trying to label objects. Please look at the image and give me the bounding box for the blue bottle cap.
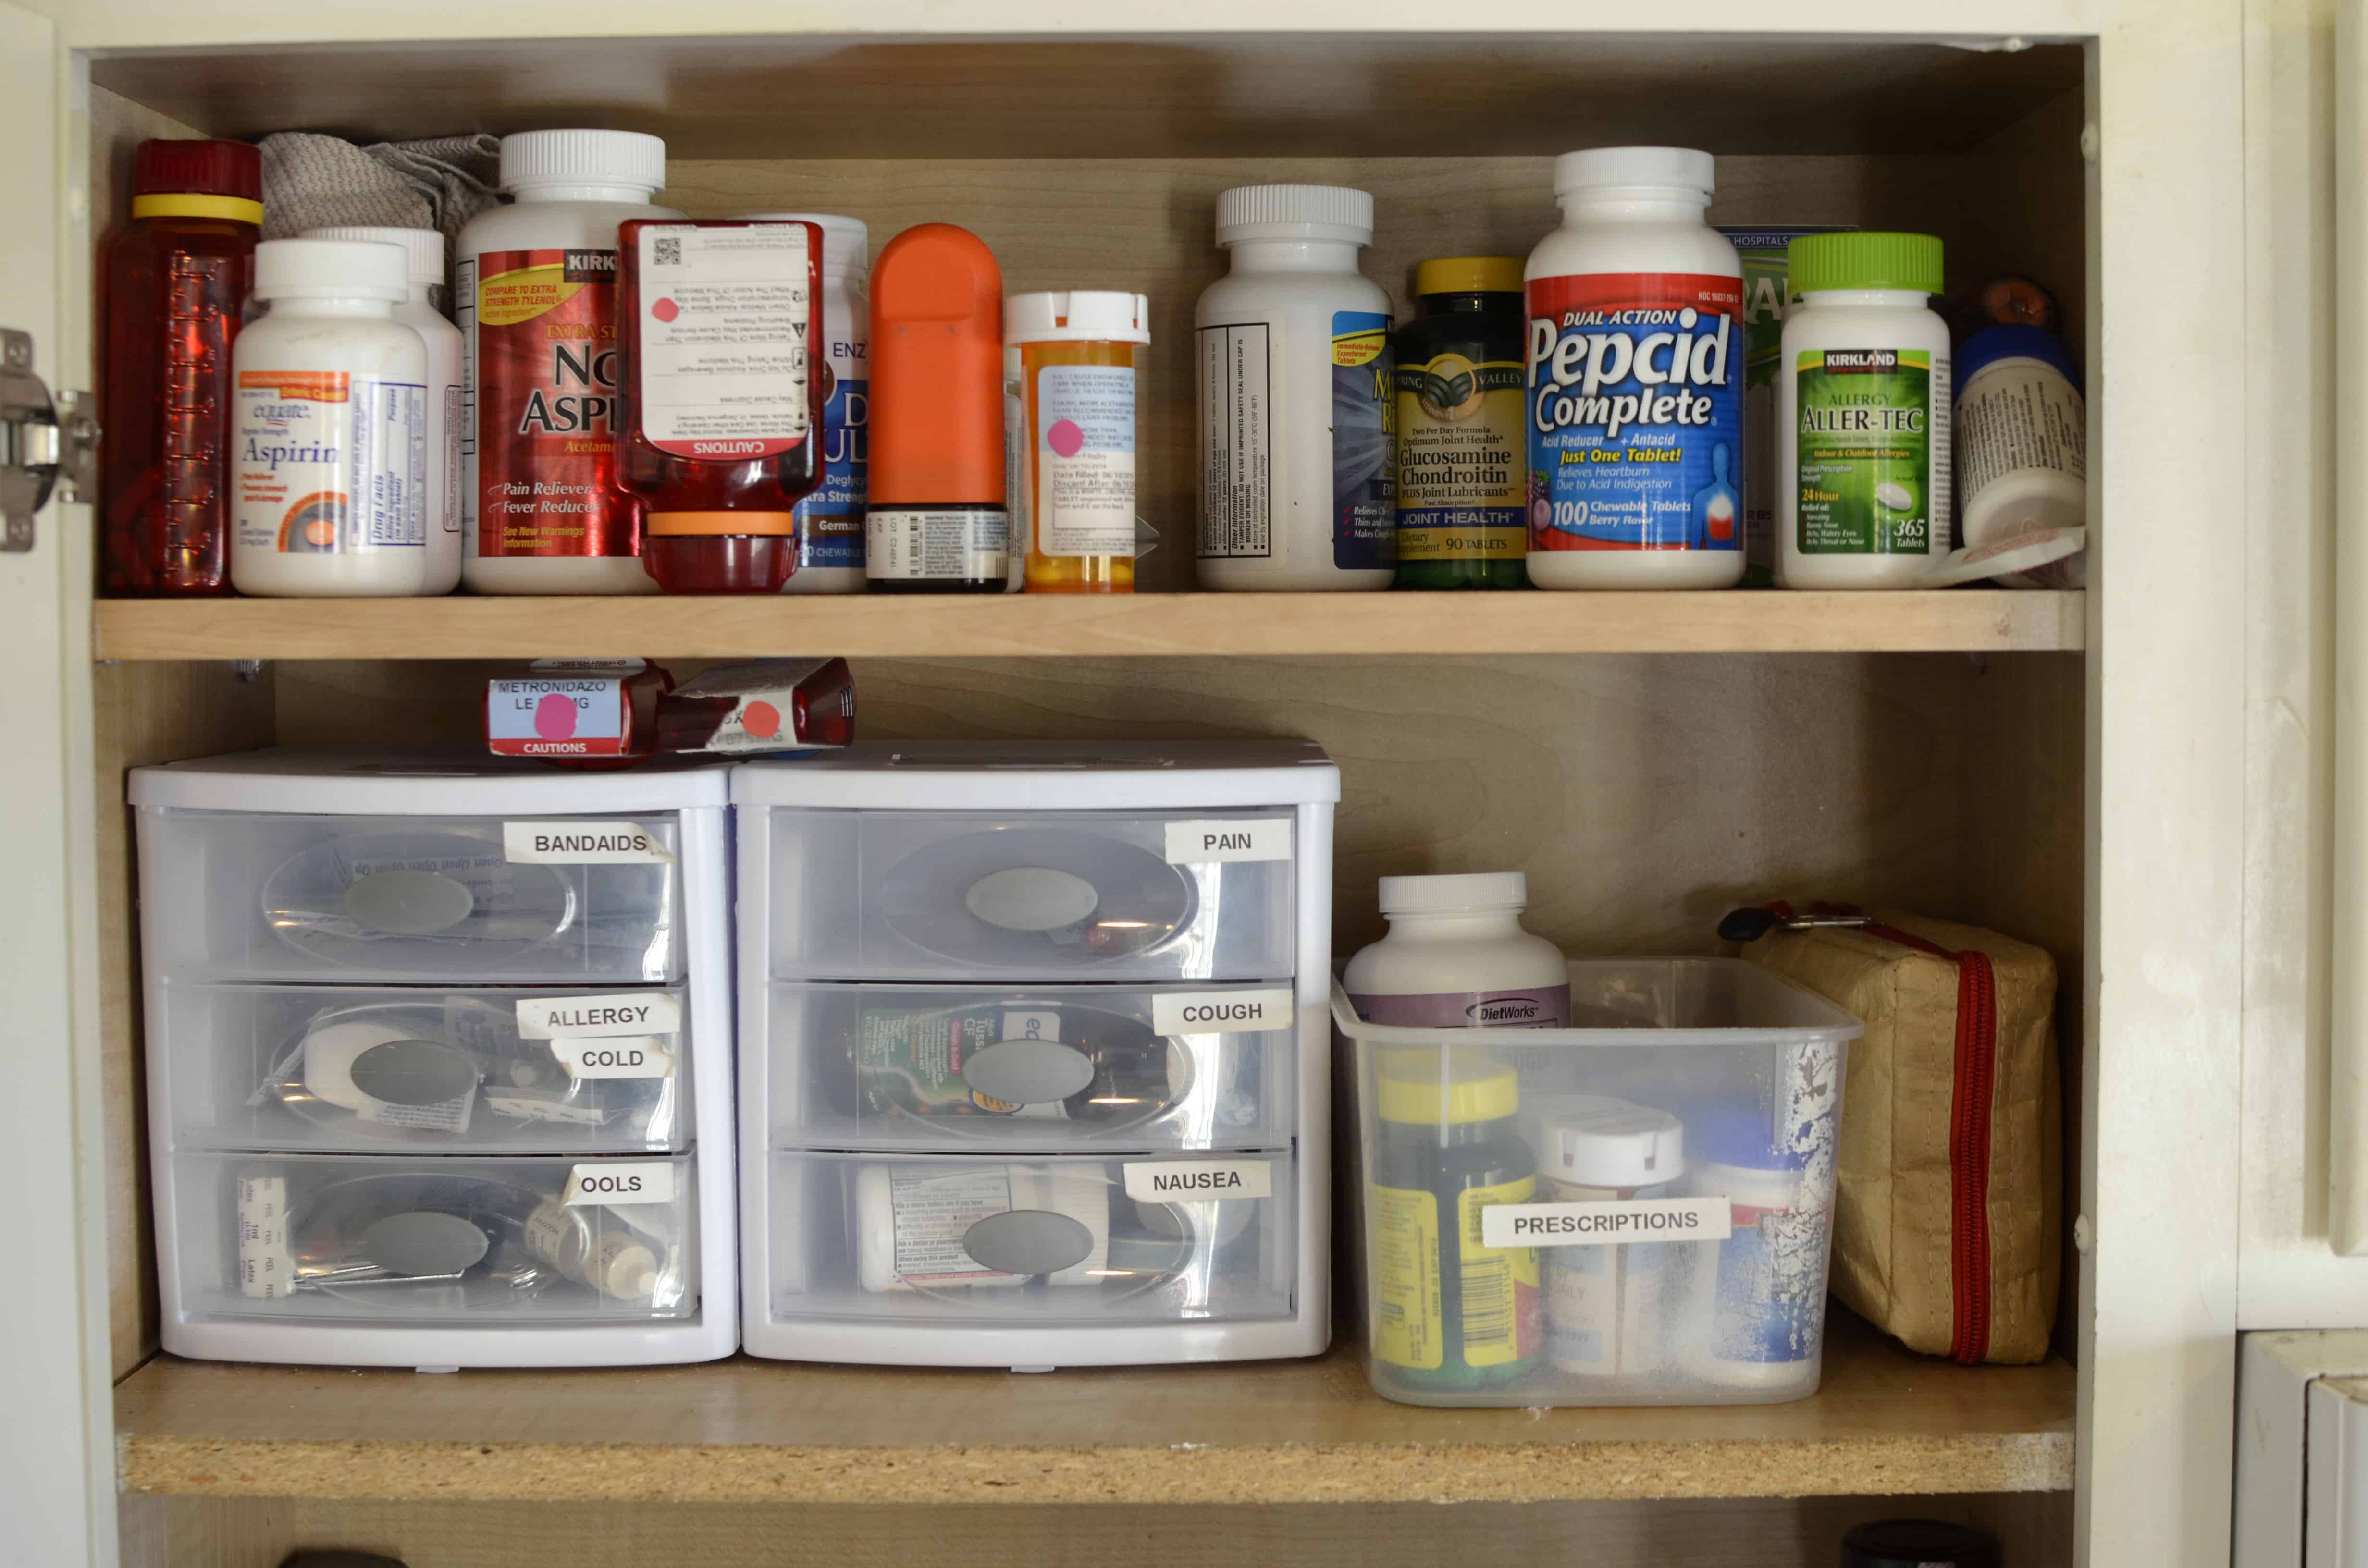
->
[1957,324,2080,391]
[1690,1098,1812,1172]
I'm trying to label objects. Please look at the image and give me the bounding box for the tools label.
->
[1152,988,1294,1035]
[515,992,682,1040]
[502,820,672,863]
[1122,1158,1274,1203]
[1162,818,1292,864]
[551,1036,675,1079]
[1481,1196,1732,1250]
[564,1161,677,1207]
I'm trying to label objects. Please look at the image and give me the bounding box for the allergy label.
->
[1152,987,1294,1035]
[1196,322,1272,560]
[501,820,672,864]
[1794,347,1949,555]
[1122,1157,1274,1203]
[634,224,813,458]
[1526,272,1743,554]
[1030,360,1137,558]
[515,992,682,1039]
[1480,1196,1732,1249]
[234,369,426,557]
[1162,817,1292,864]
[564,1161,676,1207]
[1331,311,1396,570]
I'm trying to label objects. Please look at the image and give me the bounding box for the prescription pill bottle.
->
[1776,232,1951,589]
[1529,1095,1684,1380]
[230,239,431,597]
[742,212,871,593]
[1007,290,1147,593]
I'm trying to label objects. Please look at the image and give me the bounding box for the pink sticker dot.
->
[741,700,782,739]
[651,298,680,323]
[1047,418,1085,459]
[534,692,579,740]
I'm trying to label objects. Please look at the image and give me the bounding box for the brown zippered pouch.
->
[1733,904,2061,1365]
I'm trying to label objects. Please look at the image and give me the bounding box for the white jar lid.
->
[253,238,408,303]
[1533,1095,1686,1188]
[1006,290,1150,345]
[499,129,666,194]
[1554,146,1715,200]
[1216,184,1373,247]
[737,212,871,282]
[300,225,445,286]
[1377,870,1527,913]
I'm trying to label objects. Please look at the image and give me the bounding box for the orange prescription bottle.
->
[865,224,1010,594]
[1006,291,1147,593]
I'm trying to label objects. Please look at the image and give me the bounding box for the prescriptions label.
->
[1480,1196,1733,1249]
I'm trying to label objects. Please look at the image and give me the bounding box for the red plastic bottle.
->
[617,218,826,593]
[100,139,262,596]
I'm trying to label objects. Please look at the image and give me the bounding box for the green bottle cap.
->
[1787,232,1945,296]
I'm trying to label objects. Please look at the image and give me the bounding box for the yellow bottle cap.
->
[1414,257,1525,297]
[1376,1045,1522,1125]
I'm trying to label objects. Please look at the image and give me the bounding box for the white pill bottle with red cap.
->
[1524,147,1747,590]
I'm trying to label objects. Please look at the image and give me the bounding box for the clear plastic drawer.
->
[136,809,684,982]
[765,1152,1296,1327]
[155,983,694,1155]
[759,983,1296,1152]
[757,808,1297,981]
[162,1153,700,1326]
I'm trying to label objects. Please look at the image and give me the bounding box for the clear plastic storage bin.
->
[1335,959,1862,1408]
[757,982,1296,1151]
[154,982,694,1155]
[764,1151,1297,1328]
[133,810,683,982]
[755,808,1297,981]
[161,1152,700,1325]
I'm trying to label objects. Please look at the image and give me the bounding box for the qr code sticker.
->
[654,236,682,265]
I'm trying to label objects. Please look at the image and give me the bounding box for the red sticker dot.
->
[1047,418,1085,459]
[534,692,579,740]
[741,700,782,739]
[651,298,680,323]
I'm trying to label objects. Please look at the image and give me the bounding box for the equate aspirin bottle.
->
[1525,148,1746,590]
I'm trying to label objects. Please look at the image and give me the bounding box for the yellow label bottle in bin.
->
[1368,1046,1542,1392]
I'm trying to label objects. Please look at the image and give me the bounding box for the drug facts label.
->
[1794,347,1950,555]
[865,507,1007,582]
[1331,311,1396,570]
[1026,360,1137,558]
[502,820,671,863]
[634,224,813,457]
[564,1161,676,1206]
[1197,322,1271,560]
[1481,1196,1732,1249]
[234,369,426,556]
[515,992,682,1039]
[1123,1158,1273,1203]
[1152,987,1294,1035]
[236,1174,296,1299]
[885,1165,1025,1284]
[1527,272,1743,554]
[1162,817,1292,864]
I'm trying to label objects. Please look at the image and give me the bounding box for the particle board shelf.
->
[115,1317,2073,1506]
[91,589,2085,661]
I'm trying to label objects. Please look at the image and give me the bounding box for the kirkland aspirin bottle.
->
[1525,148,1745,590]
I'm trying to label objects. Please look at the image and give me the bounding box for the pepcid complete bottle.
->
[1525,148,1745,590]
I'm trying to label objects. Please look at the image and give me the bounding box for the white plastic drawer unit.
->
[129,750,740,1368]
[759,981,1298,1152]
[154,982,697,1155]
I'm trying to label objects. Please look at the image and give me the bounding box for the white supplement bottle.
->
[1777,232,1952,589]
[456,130,682,595]
[742,212,871,593]
[1196,185,1394,591]
[302,226,463,594]
[1525,148,1745,590]
[1344,872,1569,1030]
[1530,1095,1685,1380]
[230,239,430,597]
[1954,323,2086,588]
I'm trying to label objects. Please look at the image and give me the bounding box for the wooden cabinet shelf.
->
[115,1317,2072,1506]
[92,589,2084,662]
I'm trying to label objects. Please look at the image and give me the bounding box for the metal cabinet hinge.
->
[0,328,99,553]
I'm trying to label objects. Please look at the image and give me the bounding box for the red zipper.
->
[1788,905,1998,1365]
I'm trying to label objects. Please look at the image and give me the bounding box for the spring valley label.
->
[502,820,672,864]
[1122,1158,1274,1203]
[1394,351,1526,563]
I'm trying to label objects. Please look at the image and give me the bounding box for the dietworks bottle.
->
[742,213,871,593]
[1525,148,1745,590]
[1344,872,1570,1030]
[456,130,682,595]
[1195,185,1394,591]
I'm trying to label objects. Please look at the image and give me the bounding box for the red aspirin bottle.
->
[617,219,827,592]
[100,138,262,595]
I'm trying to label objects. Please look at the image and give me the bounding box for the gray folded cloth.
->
[259,131,503,246]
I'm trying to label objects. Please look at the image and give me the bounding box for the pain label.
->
[1152,988,1294,1035]
[1481,1196,1732,1249]
[1123,1158,1275,1203]
[1162,817,1292,864]
[515,992,681,1039]
[564,1161,677,1207]
[502,820,672,863]
[552,1036,675,1079]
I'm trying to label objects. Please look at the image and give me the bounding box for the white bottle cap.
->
[1215,184,1374,247]
[1533,1095,1687,1188]
[499,129,667,195]
[1554,146,1716,201]
[738,212,871,282]
[252,238,408,303]
[300,225,445,286]
[1377,870,1528,914]
[1005,290,1150,345]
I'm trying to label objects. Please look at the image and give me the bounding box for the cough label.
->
[1123,1158,1274,1203]
[633,224,812,457]
[1394,350,1525,564]
[1331,311,1395,570]
[1794,347,1949,555]
[1526,273,1742,554]
[461,247,630,560]
[234,370,426,556]
[1152,988,1294,1035]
